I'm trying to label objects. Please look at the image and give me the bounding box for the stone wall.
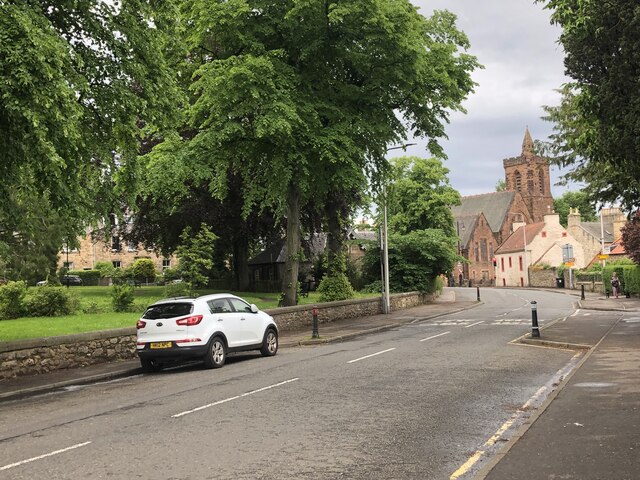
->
[0,329,136,381]
[0,292,434,381]
[529,268,557,288]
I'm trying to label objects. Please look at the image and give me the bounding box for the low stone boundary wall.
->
[0,292,434,381]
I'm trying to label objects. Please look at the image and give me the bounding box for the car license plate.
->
[150,342,172,349]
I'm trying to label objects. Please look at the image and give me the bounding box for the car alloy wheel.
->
[260,329,278,357]
[204,336,226,369]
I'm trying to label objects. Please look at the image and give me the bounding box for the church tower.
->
[503,128,554,222]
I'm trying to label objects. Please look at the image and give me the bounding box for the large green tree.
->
[553,190,597,226]
[536,1,640,211]
[386,156,461,236]
[175,0,478,305]
[0,1,178,276]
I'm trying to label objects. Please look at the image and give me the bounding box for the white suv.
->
[136,294,278,372]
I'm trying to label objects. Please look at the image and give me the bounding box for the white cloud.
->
[402,0,579,198]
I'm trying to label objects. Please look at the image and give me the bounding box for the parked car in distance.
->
[61,275,83,286]
[136,293,278,372]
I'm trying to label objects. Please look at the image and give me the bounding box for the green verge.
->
[0,286,378,342]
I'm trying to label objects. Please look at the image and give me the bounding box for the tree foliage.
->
[536,1,640,211]
[362,229,457,293]
[386,157,460,236]
[175,225,218,288]
[159,0,479,305]
[553,190,597,226]
[0,1,179,277]
[621,213,640,265]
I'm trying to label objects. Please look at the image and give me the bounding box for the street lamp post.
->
[380,143,416,314]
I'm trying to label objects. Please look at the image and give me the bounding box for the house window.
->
[541,231,547,238]
[63,262,73,270]
[128,242,137,252]
[111,236,121,251]
[562,232,567,237]
[162,259,171,270]
[519,256,523,271]
[509,257,512,268]
[112,261,121,269]
[501,258,505,272]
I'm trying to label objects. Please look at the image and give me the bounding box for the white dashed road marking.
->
[420,331,451,342]
[0,441,92,472]
[172,378,299,418]
[347,348,396,364]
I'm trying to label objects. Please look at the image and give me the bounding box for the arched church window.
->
[538,168,545,194]
[514,171,521,191]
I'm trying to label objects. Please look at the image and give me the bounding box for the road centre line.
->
[420,331,450,342]
[347,348,396,364]
[465,321,484,328]
[0,441,92,472]
[172,378,299,418]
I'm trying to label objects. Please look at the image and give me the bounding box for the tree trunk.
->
[325,200,343,274]
[233,235,251,291]
[282,184,301,306]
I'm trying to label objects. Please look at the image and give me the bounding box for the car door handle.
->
[217,318,223,322]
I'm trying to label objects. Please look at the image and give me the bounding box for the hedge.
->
[603,265,640,295]
[67,269,101,286]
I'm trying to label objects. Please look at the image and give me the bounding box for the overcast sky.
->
[391,0,576,198]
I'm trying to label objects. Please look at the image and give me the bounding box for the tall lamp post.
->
[380,143,416,314]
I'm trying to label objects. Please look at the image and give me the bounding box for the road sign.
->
[565,261,574,267]
[598,254,609,260]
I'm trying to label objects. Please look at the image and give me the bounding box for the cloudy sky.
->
[391,0,576,198]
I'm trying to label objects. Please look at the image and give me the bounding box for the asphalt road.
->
[0,288,580,479]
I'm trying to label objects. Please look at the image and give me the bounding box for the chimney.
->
[568,208,581,228]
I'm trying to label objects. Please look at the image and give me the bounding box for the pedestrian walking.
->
[611,272,620,298]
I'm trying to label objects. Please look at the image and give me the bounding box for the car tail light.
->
[176,315,203,326]
[136,320,146,329]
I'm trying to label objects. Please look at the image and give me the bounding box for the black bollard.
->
[530,301,540,338]
[477,286,480,301]
[581,284,585,300]
[312,307,319,339]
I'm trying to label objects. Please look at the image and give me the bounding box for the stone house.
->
[567,206,627,266]
[58,225,176,274]
[495,213,586,287]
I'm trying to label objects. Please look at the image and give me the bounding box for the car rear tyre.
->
[260,328,278,357]
[140,358,163,373]
[204,336,226,369]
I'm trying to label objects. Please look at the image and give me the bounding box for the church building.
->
[451,128,553,286]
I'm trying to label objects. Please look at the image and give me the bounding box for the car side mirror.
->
[250,304,259,314]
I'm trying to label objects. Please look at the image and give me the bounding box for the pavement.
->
[1,289,639,479]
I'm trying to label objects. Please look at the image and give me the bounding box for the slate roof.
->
[455,214,479,250]
[580,222,616,243]
[248,234,327,265]
[451,191,516,234]
[495,222,545,254]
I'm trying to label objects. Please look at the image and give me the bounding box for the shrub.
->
[25,286,75,317]
[111,284,135,312]
[94,261,115,278]
[317,273,355,302]
[131,258,157,284]
[0,281,28,319]
[164,281,193,298]
[623,266,640,295]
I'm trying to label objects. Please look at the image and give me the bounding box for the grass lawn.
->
[0,286,378,342]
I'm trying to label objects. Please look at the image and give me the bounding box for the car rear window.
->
[143,303,193,320]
